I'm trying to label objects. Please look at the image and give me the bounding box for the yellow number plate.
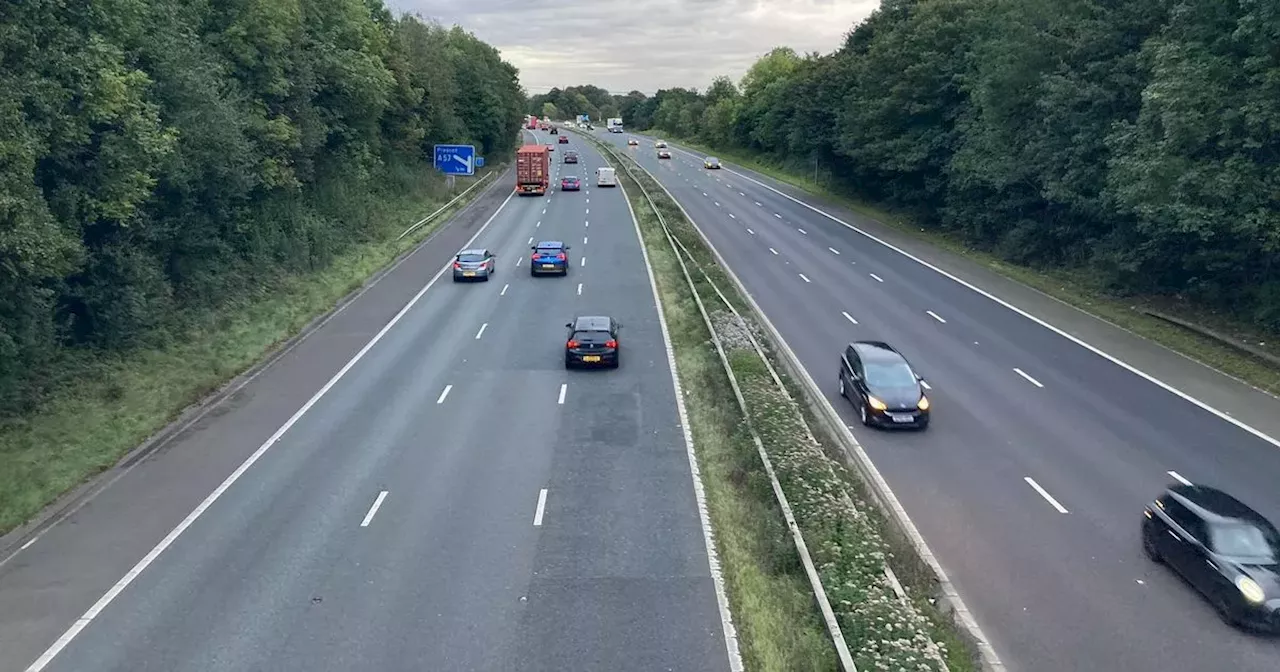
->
[582,356,601,362]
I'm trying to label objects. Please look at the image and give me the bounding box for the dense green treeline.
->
[564,0,1280,331]
[0,0,524,416]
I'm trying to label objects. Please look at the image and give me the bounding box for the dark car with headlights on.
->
[530,241,570,276]
[452,248,495,282]
[558,135,569,144]
[560,176,581,191]
[838,341,929,429]
[564,316,620,368]
[563,150,578,164]
[1143,484,1280,631]
[657,149,671,159]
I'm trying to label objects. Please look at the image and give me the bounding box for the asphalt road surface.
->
[593,128,1280,672]
[0,132,733,672]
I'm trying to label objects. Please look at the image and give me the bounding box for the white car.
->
[654,140,668,148]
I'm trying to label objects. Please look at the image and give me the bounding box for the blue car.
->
[530,241,570,276]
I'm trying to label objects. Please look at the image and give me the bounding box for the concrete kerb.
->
[587,130,1005,672]
[0,165,512,566]
[587,131,857,671]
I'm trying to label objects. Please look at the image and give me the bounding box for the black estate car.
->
[838,341,929,429]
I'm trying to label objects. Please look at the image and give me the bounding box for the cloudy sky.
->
[383,0,880,95]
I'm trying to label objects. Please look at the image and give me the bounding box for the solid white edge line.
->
[707,157,1280,451]
[533,488,548,526]
[926,310,947,323]
[1168,470,1193,486]
[360,490,389,527]
[1013,368,1044,388]
[557,383,567,405]
[23,187,519,672]
[474,323,487,340]
[1024,477,1070,513]
[611,164,743,671]
[842,311,858,325]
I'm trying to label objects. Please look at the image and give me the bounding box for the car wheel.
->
[1141,527,1162,563]
[564,356,574,369]
[859,400,871,426]
[838,376,846,398]
[610,353,620,369]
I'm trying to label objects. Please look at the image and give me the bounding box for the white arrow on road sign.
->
[452,154,473,173]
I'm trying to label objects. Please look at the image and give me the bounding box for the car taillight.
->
[557,253,566,261]
[453,261,461,269]
[566,340,578,348]
[605,339,617,348]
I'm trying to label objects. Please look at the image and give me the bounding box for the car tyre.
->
[1141,526,1162,563]
[838,376,846,398]
[610,353,620,369]
[564,356,574,369]
[859,400,872,426]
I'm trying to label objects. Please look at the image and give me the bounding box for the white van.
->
[596,167,617,187]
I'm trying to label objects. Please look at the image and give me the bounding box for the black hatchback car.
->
[565,316,620,368]
[1143,484,1280,631]
[838,341,929,429]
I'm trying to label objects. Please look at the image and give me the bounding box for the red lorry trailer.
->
[527,115,538,130]
[515,144,550,195]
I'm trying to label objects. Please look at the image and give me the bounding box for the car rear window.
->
[457,253,486,262]
[572,330,610,342]
[536,247,562,255]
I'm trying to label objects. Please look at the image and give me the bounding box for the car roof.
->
[562,175,579,179]
[1166,484,1274,527]
[535,240,564,248]
[572,315,613,331]
[457,248,487,256]
[850,341,907,363]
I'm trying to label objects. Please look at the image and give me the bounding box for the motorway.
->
[0,133,733,671]
[592,129,1280,671]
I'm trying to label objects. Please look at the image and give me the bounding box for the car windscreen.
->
[572,330,610,343]
[1209,522,1280,560]
[864,362,917,388]
[457,253,486,262]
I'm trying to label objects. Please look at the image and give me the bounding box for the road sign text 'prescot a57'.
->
[434,144,476,176]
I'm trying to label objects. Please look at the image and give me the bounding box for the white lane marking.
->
[1168,470,1193,486]
[747,229,755,235]
[713,163,1280,452]
[729,213,736,219]
[843,312,858,325]
[583,236,588,245]
[474,323,488,340]
[797,228,807,235]
[557,383,567,405]
[739,192,745,196]
[774,213,782,219]
[703,192,709,197]
[586,208,589,214]
[1024,477,1069,513]
[533,488,549,526]
[360,491,389,527]
[536,221,541,228]
[869,273,884,282]
[714,201,721,207]
[799,273,812,283]
[580,256,586,267]
[1013,368,1044,388]
[920,380,932,390]
[528,236,533,244]
[769,247,779,255]
[586,198,590,203]
[516,257,523,267]
[436,385,453,404]
[577,283,583,296]
[828,247,840,255]
[585,220,589,227]
[755,201,763,206]
[20,186,522,671]
[542,208,546,214]
[926,311,947,323]
[500,283,509,296]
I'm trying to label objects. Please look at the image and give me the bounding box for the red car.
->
[558,135,569,144]
[560,176,581,191]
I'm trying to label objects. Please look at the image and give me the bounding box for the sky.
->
[382,0,880,95]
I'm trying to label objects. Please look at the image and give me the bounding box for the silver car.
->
[452,248,496,282]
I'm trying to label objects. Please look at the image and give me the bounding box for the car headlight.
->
[867,396,887,411]
[1236,576,1266,604]
[917,396,930,410]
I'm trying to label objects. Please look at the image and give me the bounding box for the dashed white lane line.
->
[580,256,586,267]
[585,220,589,227]
[542,208,547,214]
[798,273,812,283]
[516,257,523,267]
[586,208,590,214]
[842,311,858,325]
[528,236,534,244]
[1168,470,1193,486]
[583,236,588,245]
[1024,477,1069,513]
[714,201,721,207]
[739,192,745,196]
[1013,368,1044,387]
[754,201,763,206]
[536,221,541,228]
[500,283,509,296]
[869,273,884,282]
[577,283,583,296]
[747,228,755,235]
[729,213,736,219]
[533,488,549,526]
[798,228,807,235]
[926,310,947,323]
[586,198,590,203]
[703,192,709,197]
[474,323,488,340]
[436,385,453,404]
[828,247,840,255]
[774,213,782,219]
[557,383,567,405]
[360,491,389,527]
[769,247,779,255]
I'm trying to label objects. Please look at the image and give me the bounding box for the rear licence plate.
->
[463,272,475,277]
[542,264,557,269]
[582,356,601,362]
[889,413,914,423]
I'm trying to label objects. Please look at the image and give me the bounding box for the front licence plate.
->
[542,264,557,269]
[889,413,915,423]
[463,272,475,277]
[582,356,601,362]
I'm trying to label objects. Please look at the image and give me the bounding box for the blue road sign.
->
[433,144,476,176]
[475,156,485,168]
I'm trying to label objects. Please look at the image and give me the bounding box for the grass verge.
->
[654,132,1280,397]
[0,166,503,536]
[598,131,976,671]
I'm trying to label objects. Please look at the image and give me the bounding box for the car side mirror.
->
[565,322,573,329]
